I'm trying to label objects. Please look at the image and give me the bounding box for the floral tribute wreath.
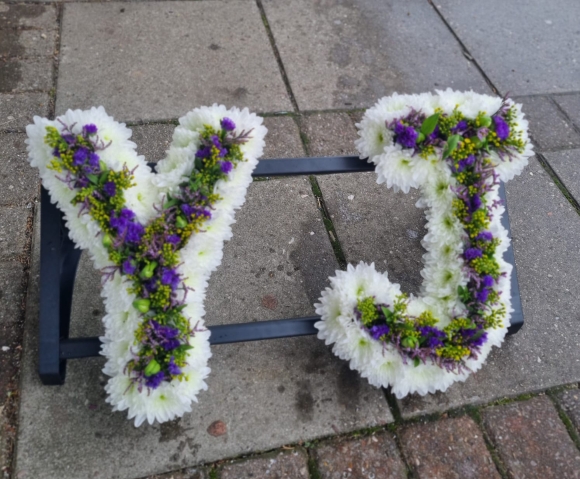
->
[315,90,533,398]
[27,105,267,426]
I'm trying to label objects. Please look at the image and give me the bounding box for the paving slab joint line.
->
[306,448,322,479]
[48,2,64,120]
[255,0,299,113]
[545,390,580,453]
[535,152,580,216]
[547,95,580,136]
[426,0,499,96]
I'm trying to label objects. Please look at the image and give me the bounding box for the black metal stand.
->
[38,156,524,385]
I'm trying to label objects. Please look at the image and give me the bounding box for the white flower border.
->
[315,90,533,398]
[27,105,267,425]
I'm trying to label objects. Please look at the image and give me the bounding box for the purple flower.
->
[103,181,116,197]
[427,125,441,142]
[196,146,211,159]
[75,176,89,189]
[211,135,228,157]
[477,127,489,140]
[493,116,510,141]
[451,120,468,134]
[469,194,482,212]
[394,121,418,148]
[476,231,493,242]
[369,324,390,340]
[221,117,236,131]
[219,160,233,174]
[151,321,181,351]
[83,124,98,135]
[465,155,475,166]
[53,148,61,158]
[161,267,180,290]
[122,258,136,275]
[63,134,76,145]
[145,371,165,389]
[168,357,181,376]
[88,152,100,168]
[464,248,483,260]
[166,234,181,245]
[418,326,446,348]
[462,327,488,348]
[181,203,194,218]
[110,208,136,231]
[126,222,144,244]
[72,147,89,166]
[476,288,489,303]
[482,274,494,288]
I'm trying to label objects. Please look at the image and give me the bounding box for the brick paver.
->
[219,449,309,479]
[313,433,407,479]
[482,396,580,478]
[400,415,500,479]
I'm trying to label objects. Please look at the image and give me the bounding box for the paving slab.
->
[397,157,580,418]
[0,3,58,30]
[0,58,53,93]
[130,123,176,163]
[482,396,580,479]
[262,116,305,159]
[0,132,39,206]
[436,0,580,95]
[16,177,392,479]
[0,206,30,261]
[262,0,489,111]
[554,94,580,131]
[0,92,50,131]
[219,449,309,479]
[301,112,359,157]
[515,96,580,150]
[400,416,500,479]
[313,433,407,479]
[56,1,292,122]
[542,149,580,205]
[555,387,580,436]
[146,467,208,479]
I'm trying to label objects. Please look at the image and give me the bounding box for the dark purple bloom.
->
[63,134,76,145]
[465,155,475,166]
[221,117,236,131]
[151,321,181,351]
[418,326,446,348]
[110,208,136,231]
[493,115,510,141]
[211,135,228,157]
[122,258,136,275]
[476,231,493,242]
[181,203,194,218]
[168,357,181,376]
[126,222,144,244]
[427,125,441,142]
[72,147,89,166]
[161,267,180,290]
[462,327,488,348]
[482,274,494,288]
[451,120,468,134]
[477,127,489,140]
[145,371,165,389]
[219,160,233,174]
[53,148,61,158]
[83,124,98,135]
[394,121,418,148]
[464,248,483,260]
[75,176,89,189]
[103,181,116,197]
[476,288,489,303]
[469,194,482,212]
[88,152,100,168]
[369,324,390,340]
[195,146,211,159]
[166,234,181,245]
[144,279,157,293]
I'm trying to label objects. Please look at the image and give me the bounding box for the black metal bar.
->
[40,155,525,377]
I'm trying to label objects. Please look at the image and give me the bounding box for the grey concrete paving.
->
[0,93,51,132]
[0,3,57,29]
[554,94,580,131]
[0,206,30,262]
[0,133,39,206]
[398,157,580,418]
[543,149,580,205]
[56,2,292,122]
[16,177,392,479]
[0,58,53,93]
[302,112,359,157]
[262,116,305,159]
[436,0,580,95]
[262,0,489,111]
[130,124,177,163]
[516,96,580,151]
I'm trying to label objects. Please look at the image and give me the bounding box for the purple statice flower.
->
[161,267,180,290]
[462,327,488,348]
[221,117,236,131]
[145,371,165,389]
[219,160,233,174]
[168,356,181,376]
[151,321,180,351]
[456,155,476,173]
[166,234,181,245]
[464,248,483,261]
[103,181,116,197]
[476,288,489,303]
[72,147,89,166]
[180,203,194,218]
[75,176,89,189]
[126,222,144,244]
[144,279,157,293]
[369,324,390,340]
[469,194,482,213]
[493,115,510,141]
[63,134,76,145]
[110,208,135,232]
[394,121,418,148]
[418,326,446,348]
[476,231,493,242]
[122,258,136,275]
[482,274,494,288]
[88,152,100,168]
[211,135,228,157]
[53,148,61,158]
[477,127,489,140]
[195,146,212,159]
[427,124,441,142]
[451,120,468,134]
[83,124,98,135]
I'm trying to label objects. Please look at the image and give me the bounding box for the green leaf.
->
[442,134,461,159]
[86,173,99,185]
[381,306,395,323]
[420,113,440,135]
[163,198,179,210]
[98,172,109,185]
[413,357,421,367]
[194,158,204,171]
[173,344,194,355]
